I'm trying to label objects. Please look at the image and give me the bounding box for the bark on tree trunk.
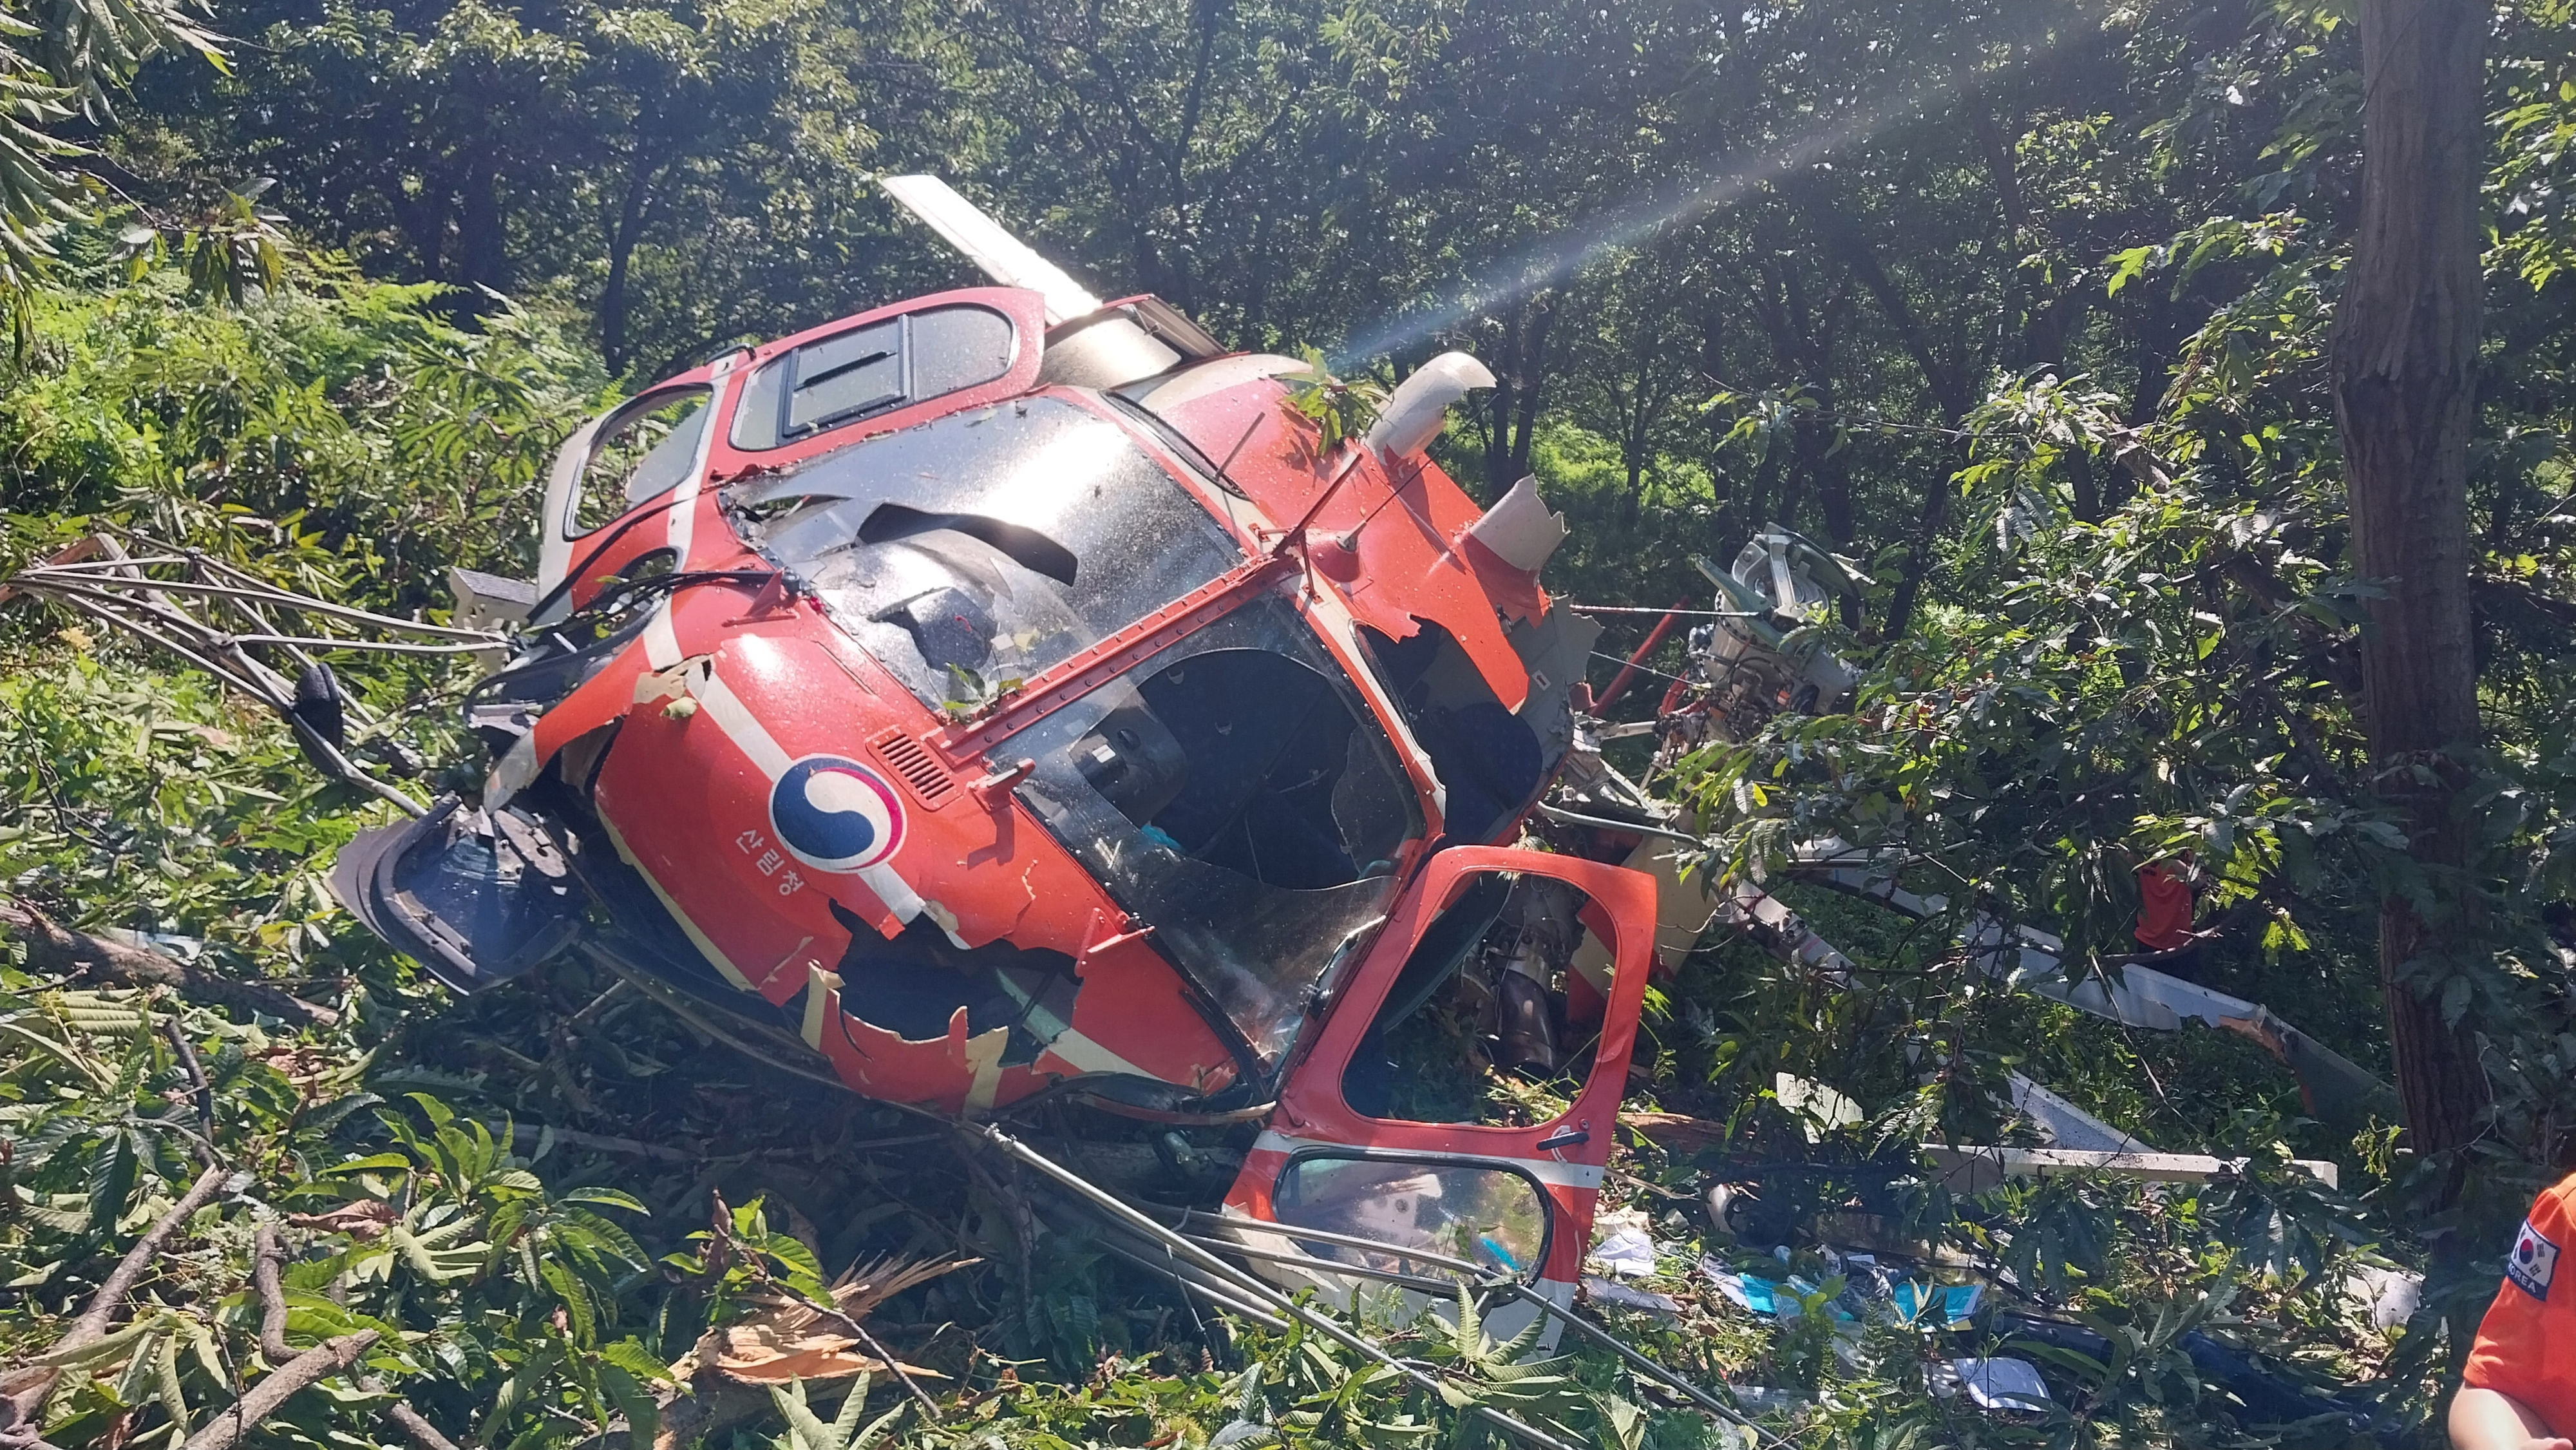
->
[455,152,509,306]
[601,147,666,378]
[1483,295,1553,495]
[2328,0,2488,1167]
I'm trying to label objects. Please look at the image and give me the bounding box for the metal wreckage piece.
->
[1550,531,2394,1140]
[3,178,2394,1439]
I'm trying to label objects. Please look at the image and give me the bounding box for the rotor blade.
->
[878,175,1101,325]
[1797,864,2395,1129]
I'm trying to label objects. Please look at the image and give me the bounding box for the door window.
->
[1273,1153,1549,1279]
[1340,872,1609,1126]
[571,387,711,535]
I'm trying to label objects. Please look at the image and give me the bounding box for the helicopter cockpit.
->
[725,390,1428,1070]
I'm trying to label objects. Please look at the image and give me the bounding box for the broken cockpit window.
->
[1272,1154,1549,1279]
[571,386,712,535]
[1342,872,1607,1125]
[1007,599,1424,1071]
[726,396,1242,713]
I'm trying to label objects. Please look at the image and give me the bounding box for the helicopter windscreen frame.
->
[725,388,1427,1075]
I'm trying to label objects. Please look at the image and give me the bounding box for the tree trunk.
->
[601,147,665,377]
[1483,295,1553,495]
[454,151,509,305]
[2328,0,2487,1168]
[1803,190,1975,641]
[1508,295,1552,482]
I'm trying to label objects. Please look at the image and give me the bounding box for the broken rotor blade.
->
[1794,863,2394,1129]
[878,175,1102,326]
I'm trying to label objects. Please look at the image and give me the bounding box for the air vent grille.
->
[872,729,955,806]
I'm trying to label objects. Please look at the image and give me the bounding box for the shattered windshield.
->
[726,396,1242,712]
[1007,598,1422,1072]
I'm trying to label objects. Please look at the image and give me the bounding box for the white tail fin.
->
[879,175,1101,325]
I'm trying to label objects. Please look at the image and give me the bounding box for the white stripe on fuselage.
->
[641,355,737,670]
[683,654,927,924]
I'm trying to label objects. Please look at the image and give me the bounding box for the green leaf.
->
[598,1361,658,1450]
[153,1317,189,1431]
[540,1256,596,1346]
[318,1153,413,1176]
[560,1186,649,1214]
[86,1130,138,1234]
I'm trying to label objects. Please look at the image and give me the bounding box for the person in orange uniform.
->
[2454,1173,2576,1450]
[2135,857,2197,955]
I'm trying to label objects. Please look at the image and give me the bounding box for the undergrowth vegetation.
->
[0,240,2532,1450]
[0,0,2573,1442]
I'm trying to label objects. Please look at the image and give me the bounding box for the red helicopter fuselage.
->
[377,278,1656,1317]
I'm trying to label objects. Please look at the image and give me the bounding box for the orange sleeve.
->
[2466,1174,2576,1433]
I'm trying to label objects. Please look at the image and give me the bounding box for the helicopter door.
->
[1218,845,1655,1343]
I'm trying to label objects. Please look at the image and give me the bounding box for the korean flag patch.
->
[2507,1217,2559,1301]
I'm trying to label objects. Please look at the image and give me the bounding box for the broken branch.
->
[0,902,339,1029]
[164,1016,216,1145]
[381,1400,464,1450]
[70,1166,229,1349]
[251,1224,293,1364]
[0,1165,231,1429]
[258,1223,460,1450]
[181,1331,379,1450]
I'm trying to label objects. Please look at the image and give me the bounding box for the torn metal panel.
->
[1797,863,2394,1128]
[2005,1074,2149,1154]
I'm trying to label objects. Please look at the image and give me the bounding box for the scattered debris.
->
[1586,1210,1658,1279]
[1929,1357,2052,1413]
[1891,1282,1982,1330]
[1580,1277,1680,1319]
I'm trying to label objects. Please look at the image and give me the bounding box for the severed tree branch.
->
[0,901,339,1029]
[251,1224,295,1365]
[381,1400,465,1450]
[0,1165,232,1434]
[70,1167,229,1348]
[164,1017,217,1144]
[256,1224,461,1450]
[181,1330,379,1450]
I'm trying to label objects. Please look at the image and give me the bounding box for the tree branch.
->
[0,901,338,1028]
[251,1224,294,1365]
[0,1165,231,1429]
[70,1166,229,1348]
[258,1224,460,1450]
[182,1331,379,1450]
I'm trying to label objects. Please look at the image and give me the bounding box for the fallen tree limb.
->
[71,1167,229,1348]
[381,1400,464,1450]
[0,901,339,1029]
[182,1331,379,1450]
[251,1225,296,1365]
[0,1165,231,1431]
[257,1225,460,1450]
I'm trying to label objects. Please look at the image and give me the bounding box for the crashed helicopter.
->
[1,176,2397,1423]
[356,175,1634,1330]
